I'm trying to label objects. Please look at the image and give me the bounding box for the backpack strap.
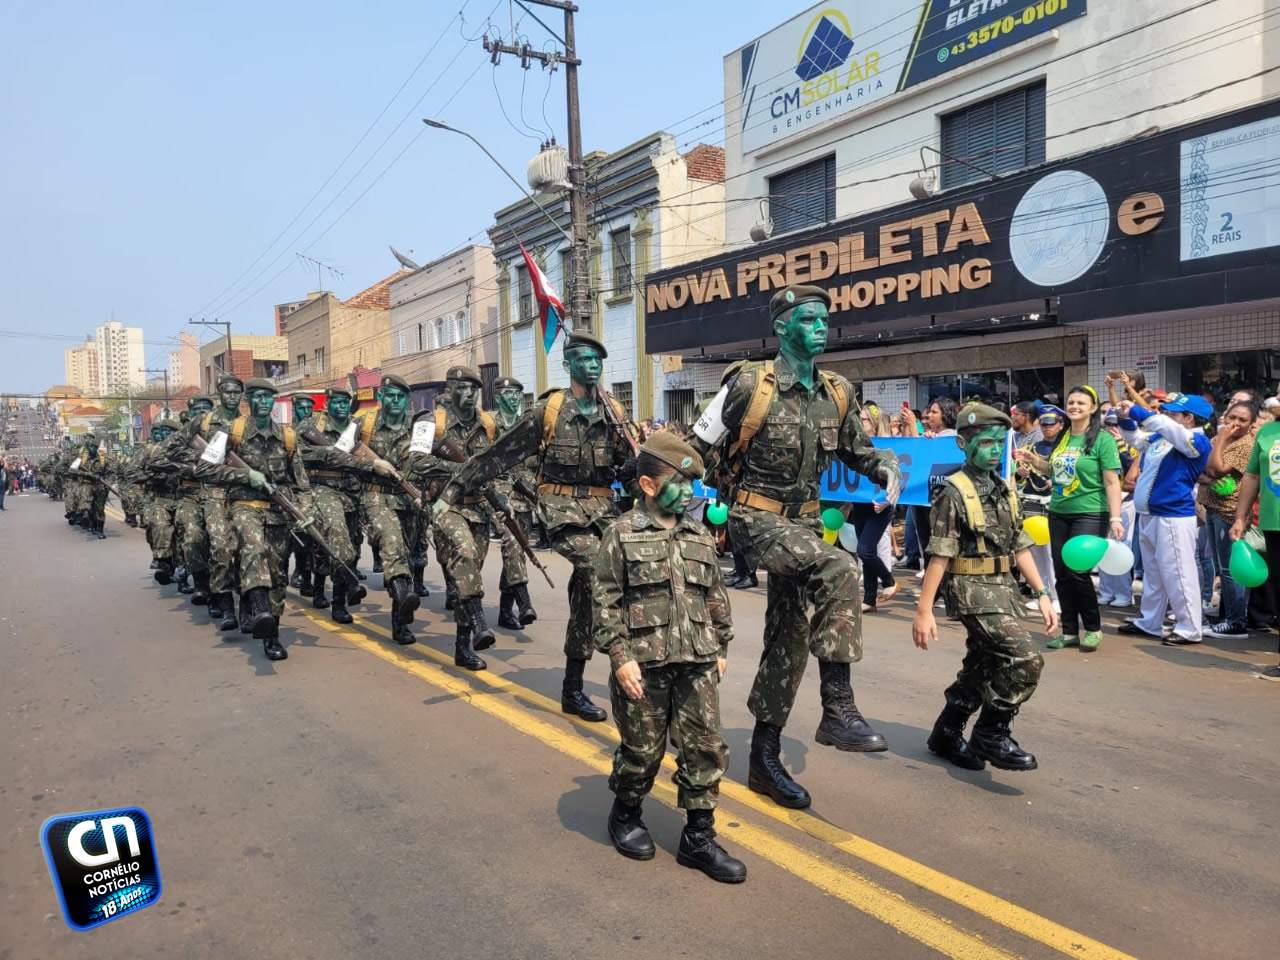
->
[819,370,850,425]
[727,361,775,459]
[200,411,214,435]
[229,415,249,451]
[540,390,566,454]
[313,412,328,435]
[944,470,987,556]
[283,425,295,459]
[479,409,497,442]
[434,408,447,438]
[360,412,378,447]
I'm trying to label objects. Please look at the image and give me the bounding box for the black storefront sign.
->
[645,98,1280,356]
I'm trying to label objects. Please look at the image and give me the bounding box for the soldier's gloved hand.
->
[431,498,451,521]
[371,458,396,477]
[246,468,268,491]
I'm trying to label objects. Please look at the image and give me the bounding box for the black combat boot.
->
[497,590,521,629]
[94,519,106,540]
[607,799,655,861]
[346,571,367,606]
[246,586,276,641]
[371,544,382,574]
[208,590,225,619]
[153,558,173,586]
[561,658,607,722]
[218,594,240,633]
[296,552,313,597]
[411,562,429,598]
[747,720,811,809]
[149,557,158,569]
[177,569,194,594]
[444,575,458,611]
[453,618,486,671]
[239,592,255,634]
[513,583,537,626]
[814,661,888,752]
[68,514,78,526]
[926,702,985,770]
[677,809,746,883]
[464,597,496,650]
[968,705,1038,772]
[191,572,211,606]
[388,576,418,645]
[262,614,287,662]
[311,574,330,609]
[329,570,353,624]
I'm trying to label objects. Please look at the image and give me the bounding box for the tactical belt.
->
[309,469,347,479]
[947,556,1013,575]
[364,482,402,495]
[180,480,201,490]
[461,495,483,504]
[734,490,820,518]
[538,483,613,498]
[147,485,180,496]
[230,499,274,510]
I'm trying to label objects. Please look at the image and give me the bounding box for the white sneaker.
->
[1109,597,1133,608]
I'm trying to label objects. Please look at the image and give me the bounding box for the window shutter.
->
[768,154,835,233]
[940,81,1045,188]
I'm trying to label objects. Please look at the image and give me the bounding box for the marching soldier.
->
[114,443,144,527]
[68,431,114,539]
[286,391,317,597]
[134,421,182,581]
[153,396,216,606]
[195,374,245,631]
[912,404,1056,773]
[492,374,539,628]
[437,332,634,723]
[690,284,900,810]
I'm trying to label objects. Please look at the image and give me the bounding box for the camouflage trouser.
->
[432,509,488,601]
[201,491,237,594]
[310,485,357,575]
[121,483,144,518]
[609,661,727,811]
[730,508,862,728]
[552,525,609,660]
[64,480,86,515]
[230,502,289,617]
[364,493,413,584]
[174,497,209,576]
[411,505,431,567]
[945,614,1044,713]
[87,484,107,524]
[146,497,179,560]
[484,503,528,588]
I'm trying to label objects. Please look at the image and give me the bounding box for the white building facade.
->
[167,332,200,391]
[64,340,100,395]
[94,322,145,394]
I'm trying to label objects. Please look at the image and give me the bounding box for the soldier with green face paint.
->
[913,404,1058,773]
[152,395,216,603]
[195,374,245,630]
[689,283,901,811]
[286,393,317,597]
[134,421,181,579]
[68,431,114,538]
[492,375,540,628]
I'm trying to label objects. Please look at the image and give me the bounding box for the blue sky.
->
[0,0,788,394]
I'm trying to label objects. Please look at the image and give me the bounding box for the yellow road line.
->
[298,607,1017,960]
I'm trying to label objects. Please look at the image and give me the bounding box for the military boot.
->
[153,558,174,586]
[560,658,607,722]
[346,572,367,606]
[607,799,655,861]
[149,557,159,569]
[444,575,458,611]
[388,576,418,645]
[747,721,811,809]
[926,702,985,770]
[411,562,429,598]
[208,590,225,619]
[371,544,383,574]
[127,513,139,528]
[177,569,194,594]
[677,809,746,883]
[246,586,275,641]
[261,613,287,662]
[296,552,314,597]
[497,590,521,629]
[311,574,330,609]
[328,569,353,624]
[94,519,106,540]
[464,597,496,650]
[191,572,211,606]
[513,583,537,626]
[814,661,888,752]
[239,592,255,634]
[454,618,486,671]
[968,706,1038,772]
[218,594,240,633]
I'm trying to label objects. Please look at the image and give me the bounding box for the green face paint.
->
[83,437,99,456]
[247,389,275,423]
[775,301,829,361]
[563,346,603,388]
[960,424,1007,473]
[190,401,213,417]
[218,384,243,414]
[655,475,693,515]
[449,380,479,416]
[292,399,314,423]
[496,387,523,419]
[379,386,409,420]
[327,396,351,422]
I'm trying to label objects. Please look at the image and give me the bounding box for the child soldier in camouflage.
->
[912,404,1058,773]
[593,432,745,884]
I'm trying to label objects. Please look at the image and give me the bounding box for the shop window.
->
[917,366,1063,409]
[768,155,835,234]
[1011,366,1064,406]
[1166,349,1280,397]
[940,82,1046,189]
[611,381,634,420]
[517,264,533,323]
[664,388,696,425]
[916,374,961,409]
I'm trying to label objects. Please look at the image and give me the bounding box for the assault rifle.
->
[298,423,423,507]
[596,386,641,457]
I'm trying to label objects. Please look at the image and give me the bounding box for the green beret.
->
[187,395,212,409]
[325,385,353,400]
[291,393,315,406]
[642,432,703,480]
[380,374,411,394]
[564,331,608,359]
[494,376,524,391]
[446,365,483,387]
[957,404,1012,431]
[243,378,278,395]
[769,283,832,319]
[216,374,244,389]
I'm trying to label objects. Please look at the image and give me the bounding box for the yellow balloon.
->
[1023,515,1050,546]
[822,528,839,544]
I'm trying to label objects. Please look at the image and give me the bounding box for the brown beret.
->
[642,432,703,480]
[769,283,832,319]
[494,376,523,391]
[564,331,608,359]
[243,378,278,395]
[380,374,411,394]
[957,403,1012,431]
[446,365,483,387]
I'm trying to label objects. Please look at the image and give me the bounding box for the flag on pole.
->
[519,243,565,355]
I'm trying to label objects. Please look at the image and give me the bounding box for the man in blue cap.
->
[1116,392,1213,645]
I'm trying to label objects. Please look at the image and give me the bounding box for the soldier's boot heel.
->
[153,558,173,586]
[297,563,314,598]
[262,618,287,662]
[388,577,418,645]
[330,571,353,625]
[677,811,746,883]
[192,573,211,606]
[497,590,521,630]
[454,621,486,671]
[607,800,655,861]
[560,658,607,722]
[177,571,194,594]
[464,597,496,650]
[208,591,225,619]
[95,521,106,540]
[513,583,537,626]
[247,587,276,641]
[371,545,383,574]
[239,593,255,634]
[217,594,240,634]
[926,703,985,770]
[814,661,888,752]
[968,705,1037,772]
[311,574,330,609]
[747,721,811,809]
[345,565,367,606]
[411,563,429,598]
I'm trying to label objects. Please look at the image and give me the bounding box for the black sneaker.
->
[1117,620,1165,638]
[1259,665,1280,682]
[1205,622,1249,641]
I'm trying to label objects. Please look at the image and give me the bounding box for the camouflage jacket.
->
[68,448,113,490]
[148,430,205,499]
[297,412,378,498]
[132,443,181,496]
[698,353,895,506]
[357,409,414,512]
[593,503,732,670]
[404,406,499,524]
[194,405,243,501]
[927,464,1034,617]
[193,417,311,518]
[494,411,537,511]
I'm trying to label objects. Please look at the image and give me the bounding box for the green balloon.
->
[1061,534,1109,572]
[821,507,845,531]
[705,501,728,526]
[1229,539,1269,588]
[1212,476,1237,496]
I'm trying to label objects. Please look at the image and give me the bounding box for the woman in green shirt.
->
[1015,386,1124,650]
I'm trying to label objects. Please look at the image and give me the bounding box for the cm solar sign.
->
[735,0,1086,154]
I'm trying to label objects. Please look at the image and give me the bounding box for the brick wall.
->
[683,144,725,182]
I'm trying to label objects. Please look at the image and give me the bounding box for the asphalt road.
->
[1,403,60,462]
[2,496,1277,960]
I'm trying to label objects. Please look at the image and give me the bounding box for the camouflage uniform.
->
[357,409,415,585]
[706,353,895,727]
[150,431,211,584]
[68,447,114,533]
[928,465,1043,712]
[297,411,376,577]
[492,412,535,584]
[195,408,240,597]
[134,441,181,562]
[194,417,312,618]
[594,503,732,810]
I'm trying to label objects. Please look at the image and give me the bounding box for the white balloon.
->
[837,523,859,553]
[1097,540,1134,575]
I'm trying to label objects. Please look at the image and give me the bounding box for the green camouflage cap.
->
[958,403,1012,431]
[769,283,831,319]
[243,377,278,395]
[563,331,608,359]
[446,365,483,387]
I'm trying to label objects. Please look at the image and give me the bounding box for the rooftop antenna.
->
[390,245,421,270]
[295,253,346,292]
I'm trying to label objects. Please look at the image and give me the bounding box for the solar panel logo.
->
[796,14,855,81]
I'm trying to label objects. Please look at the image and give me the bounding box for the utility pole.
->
[189,317,233,391]
[483,1,588,334]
